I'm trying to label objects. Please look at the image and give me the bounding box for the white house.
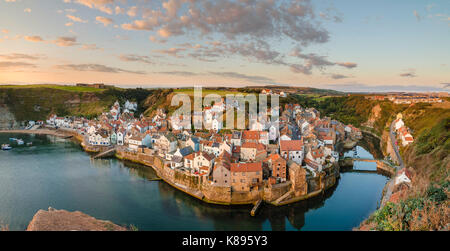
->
[394,119,405,131]
[280,140,304,165]
[395,169,412,186]
[212,118,222,132]
[117,130,125,146]
[89,133,111,146]
[259,131,269,145]
[269,124,279,142]
[55,117,65,127]
[124,100,138,111]
[128,135,143,150]
[300,120,310,135]
[219,142,232,155]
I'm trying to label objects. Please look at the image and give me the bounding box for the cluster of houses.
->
[261,89,288,97]
[45,99,362,193]
[393,114,414,147]
[365,93,445,104]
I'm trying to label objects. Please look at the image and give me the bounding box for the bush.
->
[426,185,447,203]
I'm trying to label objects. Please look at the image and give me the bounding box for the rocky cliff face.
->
[0,87,114,124]
[0,105,19,129]
[27,208,127,231]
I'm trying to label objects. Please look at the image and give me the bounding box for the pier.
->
[92,147,116,159]
[250,199,263,216]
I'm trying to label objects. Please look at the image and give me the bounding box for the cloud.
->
[127,6,138,17]
[157,71,199,77]
[96,16,113,26]
[0,53,43,60]
[72,0,114,14]
[24,35,44,42]
[55,63,145,74]
[330,74,350,79]
[81,44,101,50]
[149,36,167,44]
[209,71,274,84]
[441,83,450,88]
[119,54,153,64]
[400,69,417,78]
[413,10,421,21]
[2,29,9,34]
[66,14,88,23]
[115,6,124,14]
[121,0,329,46]
[0,61,36,69]
[24,8,31,13]
[118,0,339,76]
[154,47,186,58]
[53,36,78,47]
[336,62,358,68]
[288,48,358,74]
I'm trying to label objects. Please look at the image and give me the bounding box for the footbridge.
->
[339,157,397,176]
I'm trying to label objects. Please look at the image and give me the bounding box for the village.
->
[365,92,447,104]
[40,96,365,206]
[393,114,415,147]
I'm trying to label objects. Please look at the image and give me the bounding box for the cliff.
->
[359,103,449,231]
[0,85,156,129]
[26,208,127,231]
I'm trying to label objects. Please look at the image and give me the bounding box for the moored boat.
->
[27,142,33,146]
[1,144,12,150]
[9,138,17,141]
[16,139,24,145]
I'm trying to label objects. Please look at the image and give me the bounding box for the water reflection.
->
[0,133,388,231]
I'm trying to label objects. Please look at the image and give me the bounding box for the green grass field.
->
[0,84,106,93]
[296,94,337,102]
[174,88,251,97]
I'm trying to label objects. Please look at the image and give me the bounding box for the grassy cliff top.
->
[0,84,110,93]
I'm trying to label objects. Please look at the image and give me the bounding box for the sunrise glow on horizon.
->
[0,0,449,92]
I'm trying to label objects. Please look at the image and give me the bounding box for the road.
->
[389,120,404,169]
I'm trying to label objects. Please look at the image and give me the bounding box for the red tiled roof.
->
[404,136,414,142]
[265,153,285,162]
[242,131,260,140]
[230,162,262,173]
[242,142,266,151]
[398,168,412,179]
[280,140,303,151]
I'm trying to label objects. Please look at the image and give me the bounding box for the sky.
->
[0,0,449,92]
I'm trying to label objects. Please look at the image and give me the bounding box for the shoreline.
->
[0,128,389,211]
[0,129,74,138]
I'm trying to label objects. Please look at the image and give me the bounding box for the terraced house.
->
[230,162,263,192]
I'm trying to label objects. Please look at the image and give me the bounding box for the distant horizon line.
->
[0,82,448,94]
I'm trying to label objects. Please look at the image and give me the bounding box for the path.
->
[389,120,404,169]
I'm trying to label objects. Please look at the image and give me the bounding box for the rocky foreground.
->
[26,208,127,231]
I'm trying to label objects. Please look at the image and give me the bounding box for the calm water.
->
[0,134,388,231]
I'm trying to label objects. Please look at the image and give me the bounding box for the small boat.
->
[16,139,24,145]
[9,138,17,141]
[1,144,12,150]
[26,142,33,146]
